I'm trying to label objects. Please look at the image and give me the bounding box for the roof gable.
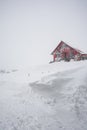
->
[51,41,84,55]
[51,41,64,54]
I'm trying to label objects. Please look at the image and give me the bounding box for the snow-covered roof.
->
[51,41,87,55]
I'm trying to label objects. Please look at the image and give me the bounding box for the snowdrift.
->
[0,61,87,130]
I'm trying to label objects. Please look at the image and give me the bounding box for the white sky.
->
[0,0,87,68]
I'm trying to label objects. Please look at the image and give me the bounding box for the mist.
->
[0,0,87,69]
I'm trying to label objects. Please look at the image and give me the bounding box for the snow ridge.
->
[0,61,87,130]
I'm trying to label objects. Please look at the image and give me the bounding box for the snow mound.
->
[0,61,87,130]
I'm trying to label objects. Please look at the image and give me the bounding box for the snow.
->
[0,61,87,130]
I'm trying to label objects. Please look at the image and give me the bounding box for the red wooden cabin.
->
[51,41,87,62]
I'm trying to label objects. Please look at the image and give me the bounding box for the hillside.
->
[0,61,87,130]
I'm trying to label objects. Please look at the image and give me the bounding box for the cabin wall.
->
[53,46,81,61]
[80,54,87,60]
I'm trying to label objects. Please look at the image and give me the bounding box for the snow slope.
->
[0,61,87,130]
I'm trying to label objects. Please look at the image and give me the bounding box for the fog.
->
[0,0,87,68]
